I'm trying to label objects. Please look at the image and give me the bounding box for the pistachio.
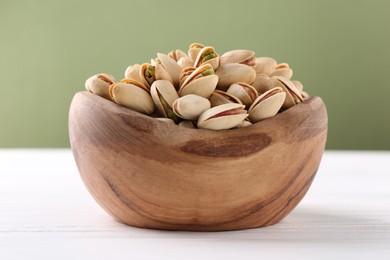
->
[124,64,142,82]
[194,46,219,69]
[173,94,211,121]
[197,103,248,130]
[179,67,196,86]
[168,49,188,61]
[220,50,256,67]
[179,64,218,98]
[156,53,182,87]
[272,76,303,109]
[235,119,252,128]
[251,74,272,94]
[226,82,258,107]
[85,73,116,100]
[271,63,293,79]
[292,80,303,92]
[177,56,194,69]
[178,120,196,129]
[188,42,205,61]
[255,57,277,75]
[209,90,243,107]
[215,64,256,91]
[155,61,174,86]
[150,80,181,123]
[140,63,156,88]
[109,79,154,115]
[248,87,286,123]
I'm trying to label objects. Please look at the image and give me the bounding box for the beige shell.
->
[188,43,205,61]
[235,119,252,128]
[124,64,142,82]
[155,62,174,85]
[140,63,155,88]
[179,64,218,98]
[168,49,188,61]
[209,90,243,107]
[220,50,256,67]
[215,64,257,91]
[194,46,220,69]
[292,80,303,92]
[251,74,272,94]
[109,80,154,115]
[197,103,248,130]
[150,80,180,122]
[226,82,258,107]
[157,53,182,87]
[85,73,116,100]
[248,87,286,123]
[270,67,293,79]
[272,76,303,109]
[177,56,194,69]
[255,57,277,75]
[172,94,211,120]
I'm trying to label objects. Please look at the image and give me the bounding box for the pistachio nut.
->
[194,46,219,70]
[220,50,256,67]
[156,53,182,87]
[188,42,205,61]
[254,57,277,75]
[248,87,286,123]
[215,63,256,91]
[270,63,293,79]
[178,120,196,129]
[272,76,303,109]
[150,80,181,123]
[140,63,156,88]
[226,82,258,107]
[85,73,116,100]
[292,80,303,92]
[172,94,211,121]
[251,74,272,94]
[197,103,248,130]
[235,119,252,128]
[124,64,142,82]
[177,56,194,69]
[168,49,188,61]
[209,90,243,107]
[109,79,154,115]
[155,61,174,86]
[179,64,218,98]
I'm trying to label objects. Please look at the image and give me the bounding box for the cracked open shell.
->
[156,53,182,87]
[188,43,205,61]
[215,63,256,91]
[220,50,256,67]
[172,94,211,121]
[197,103,248,130]
[168,49,188,61]
[85,73,116,100]
[124,64,142,82]
[209,90,242,107]
[248,87,286,123]
[179,64,218,98]
[272,76,303,109]
[108,79,154,115]
[255,57,277,75]
[270,63,293,79]
[226,82,258,107]
[194,46,219,70]
[150,80,181,123]
[140,63,156,88]
[154,61,174,86]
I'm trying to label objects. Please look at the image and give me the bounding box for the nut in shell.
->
[209,90,242,107]
[150,80,181,123]
[197,103,248,130]
[215,63,256,91]
[226,82,258,107]
[255,57,277,75]
[272,76,303,109]
[220,50,256,67]
[188,42,205,61]
[156,53,182,86]
[179,64,218,98]
[85,73,116,100]
[173,94,211,121]
[248,87,286,123]
[194,46,219,70]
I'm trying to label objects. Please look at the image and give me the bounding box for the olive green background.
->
[1,0,389,149]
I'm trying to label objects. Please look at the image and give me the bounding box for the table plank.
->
[0,150,389,260]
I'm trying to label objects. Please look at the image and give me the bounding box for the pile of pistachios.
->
[85,43,309,130]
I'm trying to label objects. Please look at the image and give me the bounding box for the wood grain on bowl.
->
[69,91,327,231]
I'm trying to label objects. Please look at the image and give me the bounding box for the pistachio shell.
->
[209,90,242,107]
[255,57,277,75]
[220,50,256,67]
[140,63,155,88]
[275,63,289,69]
[155,62,174,85]
[226,82,258,107]
[177,56,194,69]
[172,94,211,120]
[251,74,272,94]
[178,120,196,129]
[292,80,303,92]
[197,103,248,130]
[124,64,142,82]
[248,87,286,123]
[109,81,154,115]
[179,64,218,98]
[188,43,205,61]
[157,53,182,87]
[235,119,252,128]
[194,46,219,69]
[150,80,180,122]
[85,73,116,100]
[270,68,293,79]
[215,64,256,91]
[272,76,303,109]
[168,49,188,61]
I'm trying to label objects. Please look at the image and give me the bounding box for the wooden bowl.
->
[69,91,327,231]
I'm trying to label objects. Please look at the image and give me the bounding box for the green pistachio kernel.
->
[201,50,217,63]
[201,69,214,76]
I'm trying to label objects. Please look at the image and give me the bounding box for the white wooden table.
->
[0,150,389,259]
